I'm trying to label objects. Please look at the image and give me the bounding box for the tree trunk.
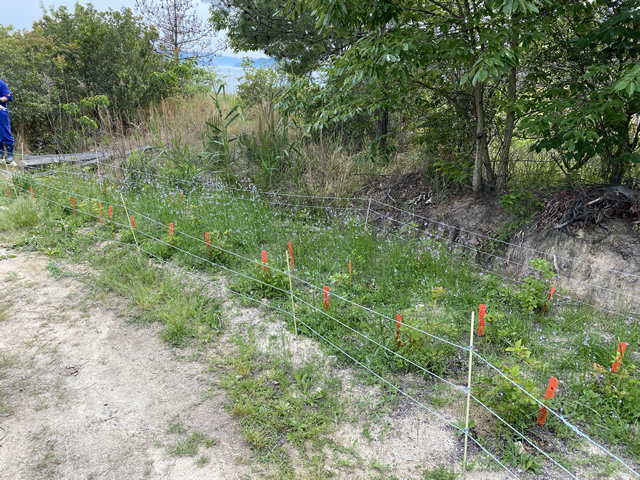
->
[608,147,627,184]
[483,141,495,187]
[376,108,389,151]
[609,161,625,184]
[496,65,517,193]
[472,82,487,196]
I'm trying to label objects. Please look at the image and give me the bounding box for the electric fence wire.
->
[32,167,640,314]
[69,161,640,282]
[36,168,640,327]
[6,176,640,477]
[12,173,640,425]
[1,185,523,479]
[49,166,640,292]
[7,173,639,376]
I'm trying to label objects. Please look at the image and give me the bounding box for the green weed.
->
[423,464,459,480]
[515,258,555,314]
[221,335,343,471]
[0,197,39,231]
[500,435,544,474]
[167,430,218,457]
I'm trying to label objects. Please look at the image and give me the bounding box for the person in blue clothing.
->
[0,79,14,164]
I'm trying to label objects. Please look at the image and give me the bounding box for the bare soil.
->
[0,248,263,480]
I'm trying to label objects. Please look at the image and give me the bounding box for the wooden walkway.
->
[18,151,112,170]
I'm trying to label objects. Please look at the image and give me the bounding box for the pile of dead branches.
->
[535,186,639,235]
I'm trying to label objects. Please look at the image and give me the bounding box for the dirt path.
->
[0,248,261,480]
[0,247,514,480]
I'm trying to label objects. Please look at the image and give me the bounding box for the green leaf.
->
[625,82,636,96]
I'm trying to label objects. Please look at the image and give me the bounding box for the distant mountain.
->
[232,58,276,68]
[200,55,275,68]
[205,55,243,67]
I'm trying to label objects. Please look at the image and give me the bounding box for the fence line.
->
[10,171,640,351]
[5,178,639,478]
[94,162,640,281]
[30,168,640,321]
[50,165,640,286]
[1,183,524,479]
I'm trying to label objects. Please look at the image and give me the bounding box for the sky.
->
[3,0,263,58]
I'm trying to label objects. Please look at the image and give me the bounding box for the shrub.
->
[515,258,555,314]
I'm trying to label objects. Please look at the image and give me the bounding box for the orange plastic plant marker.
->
[611,342,628,373]
[477,304,486,336]
[288,242,294,269]
[537,376,559,427]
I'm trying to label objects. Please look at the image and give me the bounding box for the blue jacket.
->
[0,80,12,108]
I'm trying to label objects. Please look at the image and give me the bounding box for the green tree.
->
[208,0,349,75]
[290,0,550,192]
[0,4,187,151]
[34,4,167,114]
[522,0,640,184]
[0,27,62,149]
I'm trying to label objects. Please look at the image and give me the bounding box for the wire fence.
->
[2,167,640,478]
[54,163,640,284]
[36,164,640,323]
[22,166,640,330]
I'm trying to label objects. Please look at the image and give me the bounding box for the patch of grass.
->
[423,464,459,480]
[0,351,16,414]
[96,249,222,346]
[221,333,343,473]
[0,197,39,231]
[168,430,219,457]
[167,418,188,435]
[3,270,18,283]
[34,438,61,474]
[45,261,67,279]
[500,435,544,475]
